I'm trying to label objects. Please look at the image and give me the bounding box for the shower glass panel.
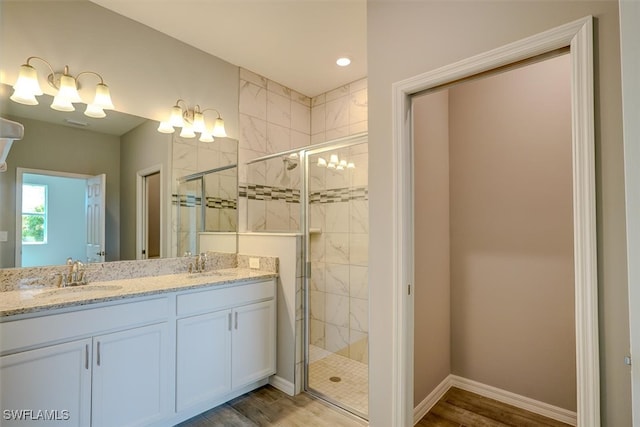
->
[177,177,202,257]
[305,139,369,419]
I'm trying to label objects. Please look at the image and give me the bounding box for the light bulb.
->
[212,117,227,138]
[10,64,43,105]
[199,130,214,142]
[193,111,206,133]
[157,121,175,133]
[170,105,184,127]
[84,103,106,118]
[51,75,80,111]
[180,124,196,138]
[92,83,114,110]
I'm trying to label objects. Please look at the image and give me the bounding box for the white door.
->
[231,300,276,389]
[0,339,92,427]
[86,174,106,263]
[176,309,232,411]
[91,323,171,427]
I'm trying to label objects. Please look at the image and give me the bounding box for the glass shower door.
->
[305,140,369,418]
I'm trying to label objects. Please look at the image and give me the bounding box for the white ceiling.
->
[89,0,367,98]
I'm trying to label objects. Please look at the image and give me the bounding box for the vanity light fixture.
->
[157,99,227,142]
[10,56,115,118]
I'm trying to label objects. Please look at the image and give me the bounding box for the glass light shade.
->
[199,131,214,142]
[212,117,227,138]
[180,124,196,138]
[170,106,184,127]
[84,103,106,118]
[339,159,348,167]
[92,83,114,110]
[336,165,344,171]
[193,112,206,133]
[327,162,336,169]
[58,74,82,102]
[157,121,175,134]
[329,154,339,164]
[347,162,355,169]
[11,64,43,105]
[317,157,327,167]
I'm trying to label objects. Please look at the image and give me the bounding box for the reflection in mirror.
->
[0,83,239,269]
[177,165,238,257]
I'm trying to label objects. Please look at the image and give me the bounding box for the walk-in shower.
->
[244,133,369,419]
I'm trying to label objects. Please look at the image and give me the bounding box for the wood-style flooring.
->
[416,387,573,427]
[176,385,367,427]
[178,384,572,427]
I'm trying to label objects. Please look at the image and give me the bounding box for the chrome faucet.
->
[56,258,88,287]
[188,253,207,274]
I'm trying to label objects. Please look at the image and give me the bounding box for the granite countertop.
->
[0,268,277,318]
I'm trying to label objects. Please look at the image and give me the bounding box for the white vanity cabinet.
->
[175,279,276,413]
[0,297,172,427]
[0,338,92,427]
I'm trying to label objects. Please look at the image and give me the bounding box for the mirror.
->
[0,83,238,269]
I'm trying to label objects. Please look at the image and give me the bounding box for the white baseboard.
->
[413,375,577,426]
[269,375,295,396]
[413,376,452,425]
[449,375,577,426]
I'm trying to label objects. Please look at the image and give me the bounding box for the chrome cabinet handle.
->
[228,312,232,331]
[97,341,101,366]
[235,311,238,330]
[85,344,89,370]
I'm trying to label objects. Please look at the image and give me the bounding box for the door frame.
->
[391,16,598,426]
[136,164,164,260]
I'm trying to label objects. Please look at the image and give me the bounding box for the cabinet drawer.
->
[0,297,170,354]
[177,280,275,317]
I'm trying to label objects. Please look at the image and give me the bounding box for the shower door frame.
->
[302,133,369,419]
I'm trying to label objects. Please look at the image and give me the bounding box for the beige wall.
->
[448,54,575,410]
[368,1,630,425]
[412,89,451,406]
[0,116,121,267]
[120,119,171,260]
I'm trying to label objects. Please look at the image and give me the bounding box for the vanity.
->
[0,256,277,427]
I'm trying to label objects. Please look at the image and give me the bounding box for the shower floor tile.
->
[308,345,369,417]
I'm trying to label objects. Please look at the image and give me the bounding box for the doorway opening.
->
[389,16,598,426]
[412,52,577,425]
[137,168,162,259]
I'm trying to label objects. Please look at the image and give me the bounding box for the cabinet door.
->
[176,309,232,411]
[176,310,231,411]
[231,300,276,389]
[91,322,170,427]
[0,339,92,427]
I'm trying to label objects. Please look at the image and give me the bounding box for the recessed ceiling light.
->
[336,57,351,67]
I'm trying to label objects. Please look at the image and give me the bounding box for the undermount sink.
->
[36,284,123,298]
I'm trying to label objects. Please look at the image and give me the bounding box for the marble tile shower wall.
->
[239,68,368,233]
[308,144,369,364]
[237,70,368,366]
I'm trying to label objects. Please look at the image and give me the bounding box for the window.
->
[22,184,47,244]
